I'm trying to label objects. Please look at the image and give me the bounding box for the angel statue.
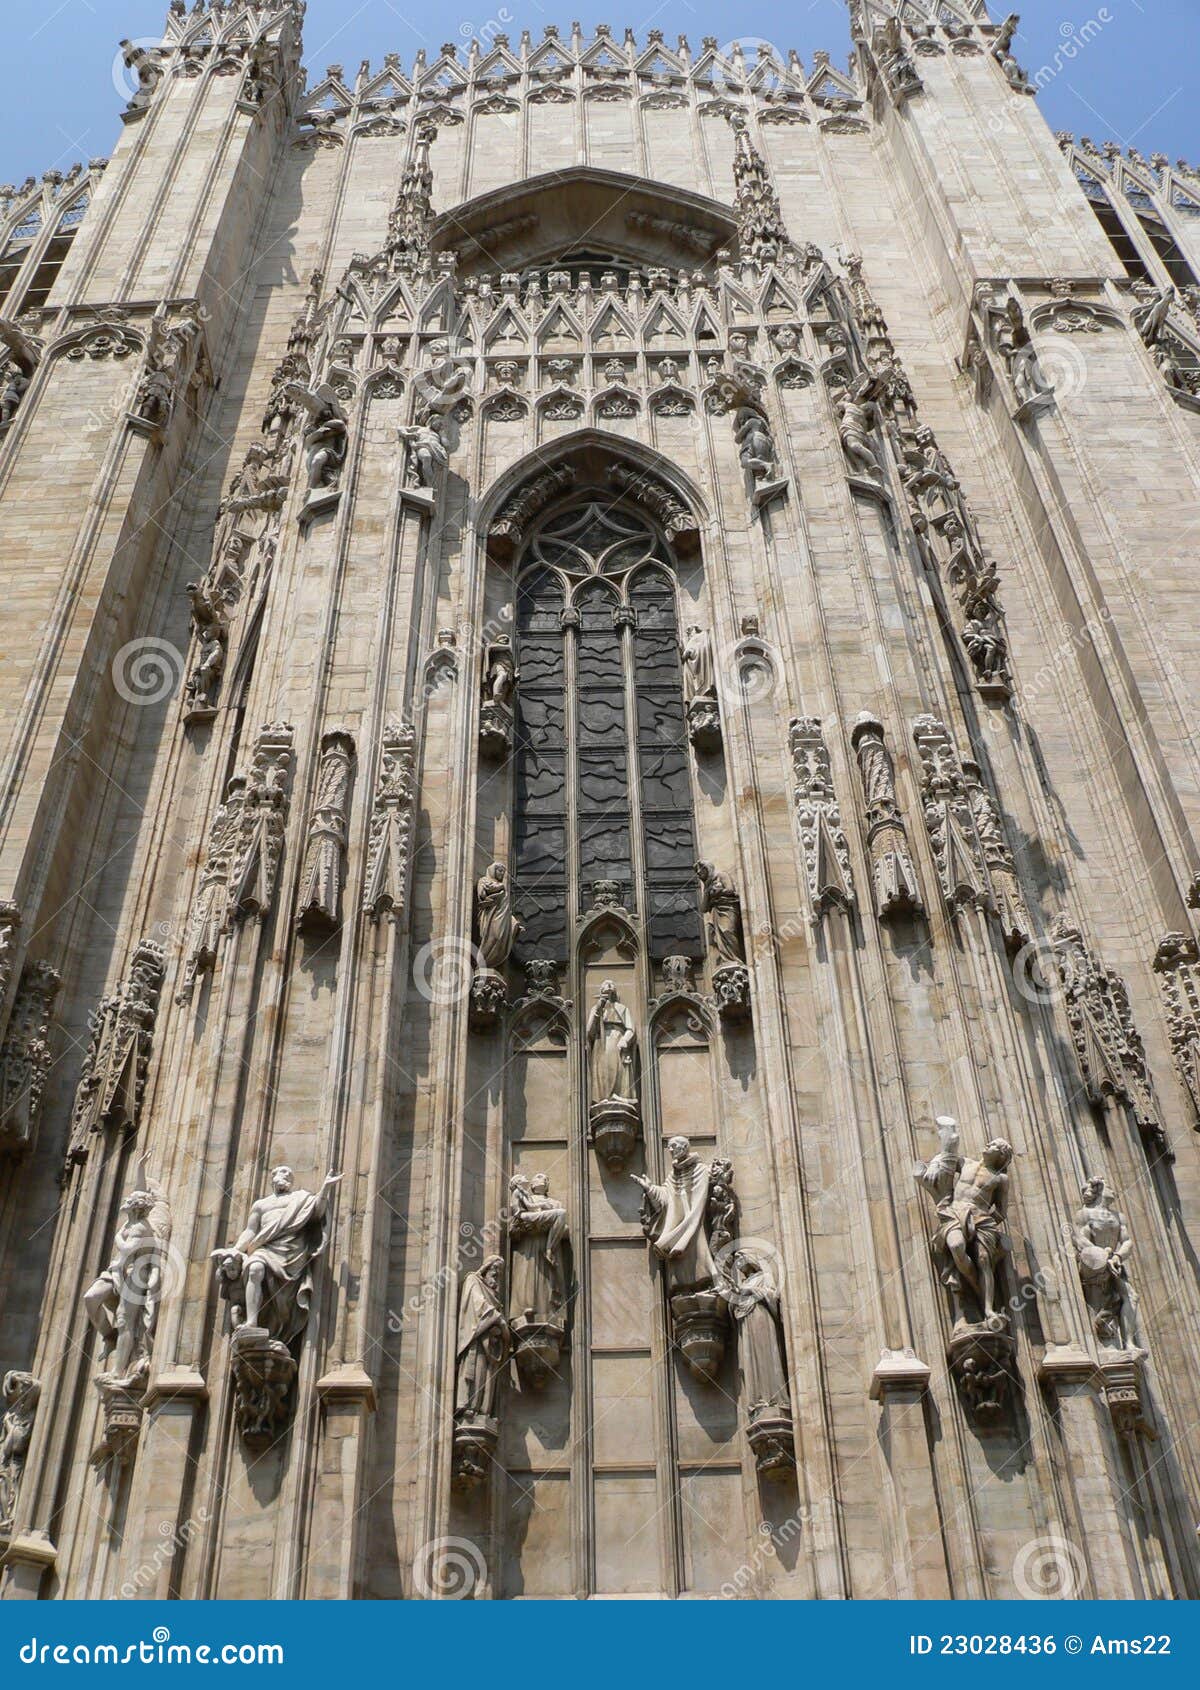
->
[915,1117,1013,1331]
[83,1154,171,1387]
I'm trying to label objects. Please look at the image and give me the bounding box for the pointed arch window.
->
[512,499,703,963]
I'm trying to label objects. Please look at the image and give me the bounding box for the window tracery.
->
[512,498,703,964]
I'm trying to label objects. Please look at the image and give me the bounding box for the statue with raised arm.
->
[212,1164,341,1344]
[212,1162,341,1446]
[632,1136,734,1380]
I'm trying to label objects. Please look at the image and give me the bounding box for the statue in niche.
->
[211,1164,341,1447]
[915,1118,1017,1421]
[681,624,721,751]
[961,611,1010,696]
[1072,1175,1140,1353]
[82,1156,171,1465]
[507,1173,569,1387]
[733,404,775,481]
[0,1370,39,1536]
[632,1135,734,1381]
[586,980,641,1167]
[471,862,521,1029]
[696,861,751,1021]
[728,1250,795,1475]
[479,638,517,760]
[452,1255,509,1487]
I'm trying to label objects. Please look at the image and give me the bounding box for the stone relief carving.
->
[911,716,990,915]
[586,980,640,1168]
[361,718,418,923]
[1049,914,1168,1158]
[915,1117,1018,1421]
[212,1165,342,1447]
[176,778,245,1005]
[789,717,856,920]
[696,861,751,1021]
[850,714,922,919]
[478,637,516,761]
[65,939,165,1171]
[1153,932,1200,1120]
[0,1371,39,1541]
[452,1255,509,1487]
[962,761,1032,955]
[471,862,521,1029]
[230,722,295,923]
[83,1155,171,1466]
[633,1136,734,1381]
[0,320,42,434]
[295,731,355,933]
[489,463,575,558]
[0,962,61,1156]
[119,39,165,121]
[0,901,18,1016]
[507,1173,569,1387]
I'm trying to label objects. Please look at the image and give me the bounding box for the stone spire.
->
[385,119,436,273]
[728,113,791,265]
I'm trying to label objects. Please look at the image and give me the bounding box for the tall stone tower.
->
[0,0,1199,1601]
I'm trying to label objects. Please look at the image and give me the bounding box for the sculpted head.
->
[271,1165,295,1195]
[122,1189,154,1220]
[982,1139,1013,1171]
[599,978,616,1001]
[530,1172,549,1196]
[481,1254,504,1294]
[667,1135,692,1167]
[1081,1173,1114,1207]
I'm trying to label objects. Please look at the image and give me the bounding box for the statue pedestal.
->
[670,1288,729,1382]
[947,1322,1016,1423]
[510,1318,566,1389]
[452,1411,499,1490]
[298,486,341,528]
[230,1325,296,1448]
[686,697,722,753]
[91,1377,146,1468]
[478,701,514,761]
[1099,1348,1153,1439]
[746,1409,796,1477]
[712,962,752,1022]
[469,968,507,1030]
[588,1098,641,1169]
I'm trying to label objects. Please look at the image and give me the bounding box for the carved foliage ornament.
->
[789,717,855,919]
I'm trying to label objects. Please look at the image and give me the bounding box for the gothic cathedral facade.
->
[1,0,1200,1601]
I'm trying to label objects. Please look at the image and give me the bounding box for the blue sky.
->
[2,0,1196,187]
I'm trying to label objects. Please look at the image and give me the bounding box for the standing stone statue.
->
[681,625,721,751]
[586,980,640,1167]
[471,862,521,1029]
[283,379,348,513]
[727,1250,795,1475]
[479,638,518,760]
[836,377,883,482]
[696,861,751,1020]
[633,1135,734,1380]
[452,1255,510,1487]
[0,1371,39,1537]
[1072,1175,1139,1353]
[82,1157,171,1464]
[915,1118,1017,1420]
[397,422,448,490]
[211,1164,341,1446]
[507,1173,569,1386]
